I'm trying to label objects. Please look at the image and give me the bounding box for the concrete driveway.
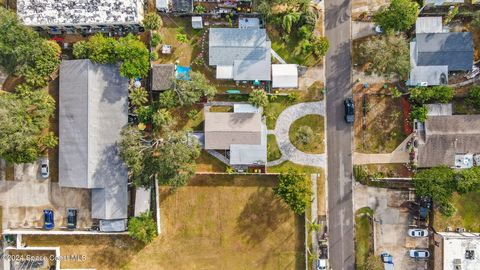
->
[0,159,92,231]
[355,184,429,270]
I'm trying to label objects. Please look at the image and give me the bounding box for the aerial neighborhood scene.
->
[1,0,480,269]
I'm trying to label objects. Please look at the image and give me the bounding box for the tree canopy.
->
[273,169,311,214]
[0,8,60,86]
[72,33,150,78]
[0,86,57,163]
[467,85,480,110]
[159,71,215,108]
[373,0,419,33]
[128,212,157,244]
[359,34,410,78]
[412,166,480,217]
[409,86,454,104]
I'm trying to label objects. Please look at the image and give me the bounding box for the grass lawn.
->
[268,161,323,175]
[267,134,282,162]
[289,114,325,154]
[355,207,374,270]
[354,90,407,153]
[434,191,480,232]
[22,235,143,269]
[195,150,227,173]
[170,104,204,131]
[125,174,305,270]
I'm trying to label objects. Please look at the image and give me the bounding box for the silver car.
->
[40,158,49,179]
[408,228,428,237]
[409,249,430,259]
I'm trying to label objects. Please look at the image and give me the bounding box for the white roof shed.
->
[272,64,298,88]
[192,16,203,29]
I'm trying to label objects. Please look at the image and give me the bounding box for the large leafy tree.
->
[84,33,117,64]
[359,34,410,78]
[373,0,419,33]
[412,166,457,217]
[273,169,312,214]
[0,8,60,84]
[282,11,301,34]
[128,212,157,244]
[116,34,151,78]
[0,87,57,163]
[456,167,480,194]
[129,87,149,107]
[160,71,215,107]
[409,86,454,104]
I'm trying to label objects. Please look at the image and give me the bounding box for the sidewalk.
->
[353,134,412,165]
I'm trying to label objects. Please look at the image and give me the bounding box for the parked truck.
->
[381,252,394,270]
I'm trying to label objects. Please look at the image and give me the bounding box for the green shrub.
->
[409,105,428,122]
[128,212,158,244]
[151,33,162,47]
[467,86,480,110]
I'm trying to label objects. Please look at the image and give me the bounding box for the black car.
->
[344,98,355,123]
[67,208,77,230]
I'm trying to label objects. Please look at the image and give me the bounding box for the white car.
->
[40,158,49,179]
[465,66,480,80]
[408,228,428,237]
[316,259,327,270]
[409,249,430,259]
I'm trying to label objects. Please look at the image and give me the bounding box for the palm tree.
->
[129,86,148,107]
[282,11,301,34]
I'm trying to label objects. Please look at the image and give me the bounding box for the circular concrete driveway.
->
[268,101,326,167]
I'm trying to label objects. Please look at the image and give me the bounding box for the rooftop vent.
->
[465,250,475,260]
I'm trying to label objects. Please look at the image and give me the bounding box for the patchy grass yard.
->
[195,150,227,173]
[22,235,143,270]
[268,161,323,175]
[453,98,480,115]
[267,134,282,162]
[354,85,408,153]
[170,104,204,131]
[355,207,374,270]
[434,190,480,232]
[289,114,325,154]
[365,164,412,178]
[125,174,305,270]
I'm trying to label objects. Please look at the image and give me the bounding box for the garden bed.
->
[289,114,325,154]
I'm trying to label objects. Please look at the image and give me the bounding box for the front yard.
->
[289,114,325,154]
[354,84,409,153]
[434,190,480,232]
[354,207,377,270]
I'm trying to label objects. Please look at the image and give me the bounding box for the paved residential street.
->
[325,0,355,268]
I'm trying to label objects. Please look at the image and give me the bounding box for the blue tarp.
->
[176,65,191,80]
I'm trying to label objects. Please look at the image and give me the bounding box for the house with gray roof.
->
[209,28,271,81]
[408,17,473,87]
[417,115,480,168]
[204,104,267,167]
[59,59,129,228]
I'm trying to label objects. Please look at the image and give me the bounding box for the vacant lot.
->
[125,174,305,270]
[434,191,480,232]
[354,86,408,153]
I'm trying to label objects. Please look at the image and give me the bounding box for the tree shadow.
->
[235,187,291,245]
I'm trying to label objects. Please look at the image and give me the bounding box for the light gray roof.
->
[416,33,473,71]
[233,60,271,81]
[151,64,175,91]
[59,59,129,220]
[408,65,448,86]
[418,115,480,167]
[230,123,267,165]
[204,111,262,149]
[209,28,270,66]
[415,17,443,34]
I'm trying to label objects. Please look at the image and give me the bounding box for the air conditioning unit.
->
[456,227,465,233]
[454,258,462,270]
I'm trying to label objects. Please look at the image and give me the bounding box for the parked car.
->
[465,66,480,80]
[409,249,430,259]
[381,252,394,270]
[408,229,428,237]
[43,209,54,230]
[344,98,355,123]
[316,259,327,270]
[67,208,77,230]
[374,25,383,34]
[40,158,49,179]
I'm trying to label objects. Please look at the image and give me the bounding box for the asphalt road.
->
[324,0,355,268]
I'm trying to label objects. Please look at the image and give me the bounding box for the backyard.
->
[434,190,480,232]
[354,84,409,153]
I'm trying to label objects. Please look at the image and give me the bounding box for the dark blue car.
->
[43,209,54,230]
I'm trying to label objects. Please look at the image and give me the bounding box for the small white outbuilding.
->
[192,16,203,29]
[272,64,298,88]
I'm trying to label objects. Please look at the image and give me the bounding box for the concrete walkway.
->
[268,101,326,167]
[353,134,412,165]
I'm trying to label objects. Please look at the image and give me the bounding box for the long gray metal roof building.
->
[59,59,129,220]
